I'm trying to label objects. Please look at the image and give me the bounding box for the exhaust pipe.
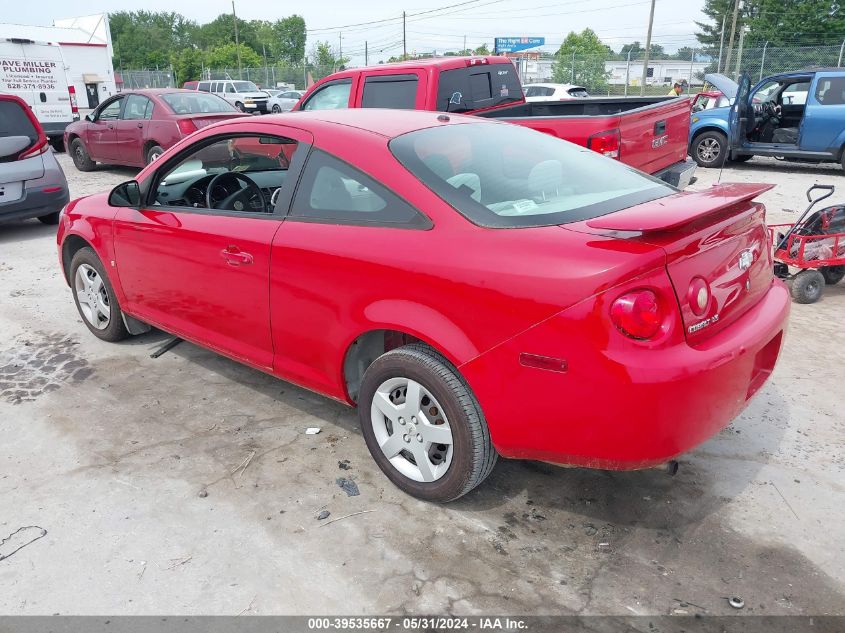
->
[653,460,679,476]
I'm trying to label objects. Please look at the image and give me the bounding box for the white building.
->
[517,58,711,88]
[0,13,116,110]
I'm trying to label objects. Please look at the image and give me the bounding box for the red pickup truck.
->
[293,56,695,187]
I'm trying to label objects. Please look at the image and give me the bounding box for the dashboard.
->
[155,169,288,212]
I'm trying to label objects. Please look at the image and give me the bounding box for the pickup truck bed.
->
[294,56,695,185]
[475,96,692,178]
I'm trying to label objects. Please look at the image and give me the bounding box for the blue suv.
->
[689,70,845,169]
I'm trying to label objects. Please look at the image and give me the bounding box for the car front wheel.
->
[70,247,130,342]
[691,131,728,168]
[358,343,497,502]
[70,138,95,172]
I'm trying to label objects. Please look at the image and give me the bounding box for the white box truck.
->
[0,38,79,150]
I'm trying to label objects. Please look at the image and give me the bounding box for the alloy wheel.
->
[370,377,454,482]
[74,264,111,330]
[697,137,721,163]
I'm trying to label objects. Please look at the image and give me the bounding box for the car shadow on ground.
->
[728,159,843,177]
[132,331,790,532]
[0,219,59,244]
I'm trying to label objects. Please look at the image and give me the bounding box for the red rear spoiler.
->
[586,183,774,232]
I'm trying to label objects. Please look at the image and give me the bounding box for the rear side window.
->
[0,100,37,150]
[390,122,672,228]
[302,80,352,111]
[816,77,845,105]
[123,95,153,120]
[361,74,418,109]
[290,149,429,228]
[436,63,522,112]
[525,86,554,97]
[162,92,235,114]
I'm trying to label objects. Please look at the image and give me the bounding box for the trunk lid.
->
[579,183,774,344]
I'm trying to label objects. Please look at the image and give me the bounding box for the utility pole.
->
[463,34,467,54]
[734,26,748,80]
[624,50,631,96]
[640,0,656,96]
[339,32,342,64]
[716,13,727,73]
[724,0,741,77]
[403,11,407,60]
[232,1,242,77]
[365,41,368,66]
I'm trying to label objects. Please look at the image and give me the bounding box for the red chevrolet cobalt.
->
[56,110,789,501]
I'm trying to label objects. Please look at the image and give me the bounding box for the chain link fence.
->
[201,65,339,89]
[117,69,176,90]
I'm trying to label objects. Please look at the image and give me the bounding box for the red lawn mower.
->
[770,184,845,303]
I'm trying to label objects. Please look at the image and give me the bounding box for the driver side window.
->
[97,98,123,121]
[302,80,352,111]
[153,134,300,215]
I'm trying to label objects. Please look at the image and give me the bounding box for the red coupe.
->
[63,89,244,171]
[57,109,789,501]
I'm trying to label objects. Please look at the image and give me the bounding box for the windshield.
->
[232,81,260,92]
[390,123,673,228]
[161,92,236,114]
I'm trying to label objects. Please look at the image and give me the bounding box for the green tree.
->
[110,11,197,69]
[308,41,349,80]
[170,47,203,84]
[204,43,262,70]
[551,29,612,91]
[617,41,665,60]
[472,43,491,55]
[272,15,307,64]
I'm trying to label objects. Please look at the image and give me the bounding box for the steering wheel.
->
[763,101,781,118]
[206,171,267,213]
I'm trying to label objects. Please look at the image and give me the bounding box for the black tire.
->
[70,247,130,342]
[70,138,95,172]
[358,343,497,502]
[271,104,282,113]
[691,130,728,168]
[790,269,825,304]
[145,144,164,165]
[235,101,246,113]
[732,153,753,163]
[49,136,65,153]
[820,265,845,285]
[38,212,61,225]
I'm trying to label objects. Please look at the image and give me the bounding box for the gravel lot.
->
[0,152,843,615]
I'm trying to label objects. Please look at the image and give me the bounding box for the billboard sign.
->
[494,37,545,53]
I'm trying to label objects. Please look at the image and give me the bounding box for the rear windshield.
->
[0,100,37,144]
[389,122,673,228]
[161,92,236,114]
[436,63,522,112]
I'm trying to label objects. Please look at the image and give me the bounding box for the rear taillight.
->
[19,137,49,160]
[610,289,664,340]
[68,86,78,114]
[687,277,711,316]
[177,119,197,135]
[587,129,621,159]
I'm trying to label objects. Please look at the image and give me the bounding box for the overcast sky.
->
[1,0,709,65]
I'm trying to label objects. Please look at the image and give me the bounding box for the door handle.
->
[137,122,143,128]
[220,246,254,266]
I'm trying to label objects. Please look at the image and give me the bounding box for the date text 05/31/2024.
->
[307,617,529,630]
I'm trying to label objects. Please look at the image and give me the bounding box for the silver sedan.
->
[268,90,305,113]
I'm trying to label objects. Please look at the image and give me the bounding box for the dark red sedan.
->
[56,109,789,501]
[63,89,244,171]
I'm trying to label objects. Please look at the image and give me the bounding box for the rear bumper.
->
[654,157,697,189]
[459,279,790,469]
[0,186,70,223]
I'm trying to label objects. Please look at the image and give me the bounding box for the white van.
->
[0,38,79,149]
[195,79,269,113]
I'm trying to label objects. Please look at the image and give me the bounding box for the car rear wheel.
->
[358,343,497,502]
[790,269,825,304]
[692,131,728,168]
[70,247,130,342]
[71,138,95,172]
[271,104,282,113]
[145,145,164,165]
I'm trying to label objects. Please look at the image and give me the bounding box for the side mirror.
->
[0,135,32,160]
[109,180,141,207]
[85,113,94,122]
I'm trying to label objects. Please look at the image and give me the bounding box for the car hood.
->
[241,92,269,99]
[704,73,738,100]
